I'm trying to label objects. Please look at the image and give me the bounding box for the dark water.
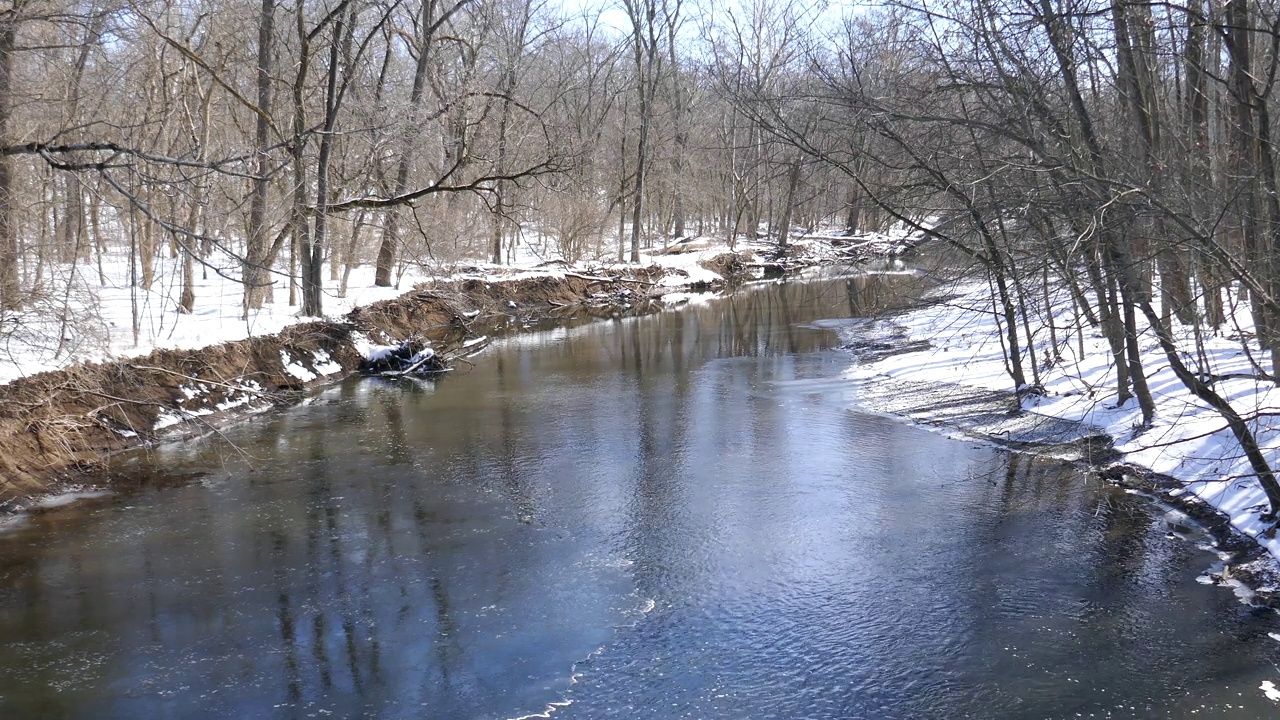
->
[2,271,1280,719]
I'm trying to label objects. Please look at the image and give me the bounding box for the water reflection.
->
[0,270,1277,719]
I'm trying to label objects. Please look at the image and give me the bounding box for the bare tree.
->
[620,0,674,262]
[0,2,23,312]
[243,0,277,314]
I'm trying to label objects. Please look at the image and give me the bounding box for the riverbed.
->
[1,272,1279,719]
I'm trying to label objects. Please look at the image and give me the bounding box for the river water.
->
[2,272,1280,719]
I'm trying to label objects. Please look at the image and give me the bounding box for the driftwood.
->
[565,271,617,283]
[360,335,495,377]
[360,341,449,376]
[563,270,661,287]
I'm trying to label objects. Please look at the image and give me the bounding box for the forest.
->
[7,0,1280,504]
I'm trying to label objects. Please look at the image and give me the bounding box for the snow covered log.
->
[359,341,448,376]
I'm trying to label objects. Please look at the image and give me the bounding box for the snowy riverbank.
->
[1,229,917,506]
[0,256,725,505]
[0,231,890,386]
[844,279,1280,570]
[0,245,718,386]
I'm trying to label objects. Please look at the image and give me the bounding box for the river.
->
[1,271,1279,719]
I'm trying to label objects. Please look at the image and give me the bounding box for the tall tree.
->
[621,0,671,262]
[0,1,22,312]
[374,0,476,287]
[244,0,277,314]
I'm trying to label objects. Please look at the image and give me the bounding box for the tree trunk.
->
[291,2,315,314]
[776,156,802,248]
[0,7,19,312]
[667,29,687,240]
[1222,0,1270,351]
[244,0,276,315]
[1139,300,1280,518]
[304,5,351,317]
[376,0,437,286]
[624,0,661,264]
[629,105,650,263]
[490,87,514,265]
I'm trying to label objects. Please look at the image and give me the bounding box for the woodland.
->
[8,0,1280,506]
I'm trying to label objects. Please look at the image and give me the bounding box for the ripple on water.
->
[4,275,1280,720]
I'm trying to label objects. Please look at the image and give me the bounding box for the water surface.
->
[1,271,1279,719]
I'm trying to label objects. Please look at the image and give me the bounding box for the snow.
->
[0,247,437,384]
[215,393,257,412]
[143,375,269,433]
[0,231,795,386]
[152,411,187,430]
[798,224,926,256]
[364,344,401,364]
[30,490,112,509]
[845,277,1280,563]
[310,350,343,376]
[280,351,319,382]
[643,246,726,287]
[349,332,376,360]
[1260,680,1280,702]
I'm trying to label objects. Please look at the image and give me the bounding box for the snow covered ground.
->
[0,217,930,386]
[0,249,440,384]
[1,229,842,385]
[845,277,1280,564]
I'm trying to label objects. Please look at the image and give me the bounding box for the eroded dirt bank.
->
[0,264,701,508]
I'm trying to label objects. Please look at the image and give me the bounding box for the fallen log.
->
[565,271,618,283]
[360,341,449,376]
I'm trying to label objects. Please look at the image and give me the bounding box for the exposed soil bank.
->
[0,263,711,509]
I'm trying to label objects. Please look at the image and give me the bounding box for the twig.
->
[127,363,272,396]
[565,271,617,283]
